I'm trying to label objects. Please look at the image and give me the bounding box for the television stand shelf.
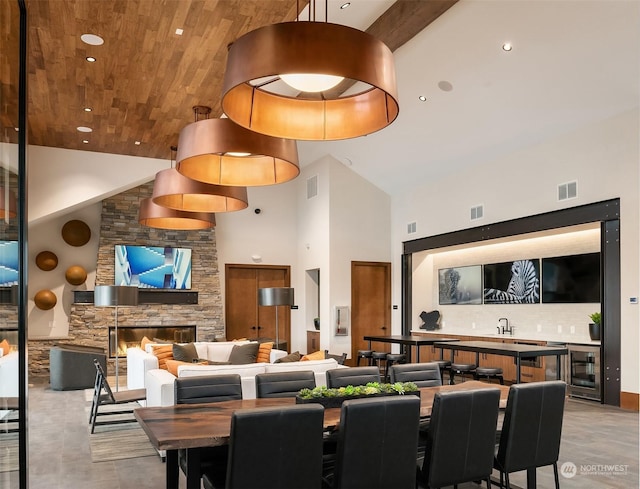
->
[73,290,198,305]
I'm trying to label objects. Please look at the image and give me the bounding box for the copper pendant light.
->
[138,198,216,230]
[176,115,299,187]
[150,144,249,213]
[221,0,399,141]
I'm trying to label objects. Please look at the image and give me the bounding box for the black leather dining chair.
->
[325,366,380,388]
[389,362,442,387]
[255,370,316,398]
[418,388,501,489]
[174,374,243,488]
[202,404,325,489]
[494,380,567,489]
[324,395,421,489]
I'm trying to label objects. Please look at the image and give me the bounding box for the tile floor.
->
[1,380,639,489]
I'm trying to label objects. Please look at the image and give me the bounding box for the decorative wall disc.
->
[65,265,87,285]
[35,251,58,271]
[61,220,91,246]
[34,289,57,310]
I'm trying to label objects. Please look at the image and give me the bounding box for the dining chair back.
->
[389,362,442,387]
[324,350,348,365]
[202,404,325,489]
[175,374,243,404]
[420,388,501,489]
[255,370,316,398]
[89,359,146,433]
[325,366,380,388]
[329,395,421,489]
[494,380,566,489]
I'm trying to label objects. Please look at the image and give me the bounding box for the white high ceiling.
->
[298,0,640,196]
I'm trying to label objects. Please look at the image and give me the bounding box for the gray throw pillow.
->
[228,343,260,364]
[173,342,198,363]
[274,351,302,363]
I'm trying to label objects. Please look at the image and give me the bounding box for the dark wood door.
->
[350,261,391,366]
[225,264,291,347]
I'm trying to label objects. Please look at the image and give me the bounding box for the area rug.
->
[89,425,156,462]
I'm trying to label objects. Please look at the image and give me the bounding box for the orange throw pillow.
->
[301,350,325,361]
[0,339,10,356]
[256,342,274,363]
[140,336,152,351]
[152,344,174,370]
[165,359,193,376]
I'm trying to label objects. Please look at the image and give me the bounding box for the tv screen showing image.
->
[438,265,482,305]
[115,245,192,289]
[483,259,540,304]
[542,253,600,303]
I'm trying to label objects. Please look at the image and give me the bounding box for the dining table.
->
[135,381,510,489]
[363,334,459,362]
[434,340,569,383]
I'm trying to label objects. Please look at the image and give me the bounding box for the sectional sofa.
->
[127,340,346,406]
[0,350,18,419]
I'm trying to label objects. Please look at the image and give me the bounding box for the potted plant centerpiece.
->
[588,312,601,341]
[296,381,419,408]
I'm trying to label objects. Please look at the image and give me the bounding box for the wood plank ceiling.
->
[1,0,456,160]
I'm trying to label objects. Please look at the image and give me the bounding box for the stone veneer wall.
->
[28,182,224,378]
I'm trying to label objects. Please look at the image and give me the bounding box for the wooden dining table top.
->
[134,381,510,452]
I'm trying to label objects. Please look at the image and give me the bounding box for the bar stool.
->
[474,366,504,385]
[433,359,452,384]
[384,353,406,382]
[449,363,476,385]
[356,350,374,366]
[371,351,389,378]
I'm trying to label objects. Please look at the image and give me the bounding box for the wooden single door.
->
[225,264,291,347]
[350,261,391,366]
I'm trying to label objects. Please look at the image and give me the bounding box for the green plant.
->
[297,381,418,400]
[589,312,601,325]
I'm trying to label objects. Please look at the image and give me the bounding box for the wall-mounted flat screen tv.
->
[115,245,192,289]
[483,259,540,304]
[542,253,600,303]
[438,265,482,305]
[0,241,19,286]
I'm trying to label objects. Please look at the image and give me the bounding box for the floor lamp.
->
[94,285,139,391]
[258,287,294,351]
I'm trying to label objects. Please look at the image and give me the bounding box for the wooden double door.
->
[225,264,291,348]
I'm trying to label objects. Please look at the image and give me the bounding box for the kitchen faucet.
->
[498,317,512,335]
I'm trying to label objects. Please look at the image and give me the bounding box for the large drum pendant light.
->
[221,2,399,141]
[138,198,216,230]
[176,116,299,187]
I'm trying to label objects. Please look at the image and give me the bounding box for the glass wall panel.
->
[0,0,24,487]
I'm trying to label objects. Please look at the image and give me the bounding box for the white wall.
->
[27,203,101,338]
[391,109,640,394]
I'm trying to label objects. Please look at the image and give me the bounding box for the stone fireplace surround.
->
[28,182,224,378]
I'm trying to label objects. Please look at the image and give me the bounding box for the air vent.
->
[470,205,484,221]
[407,221,417,234]
[558,181,577,201]
[307,175,318,199]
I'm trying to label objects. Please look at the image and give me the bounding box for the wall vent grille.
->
[307,175,318,199]
[407,221,417,234]
[558,181,577,201]
[470,205,484,221]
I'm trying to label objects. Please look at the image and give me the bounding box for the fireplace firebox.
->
[108,325,196,358]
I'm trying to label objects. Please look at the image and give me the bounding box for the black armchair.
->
[389,362,442,387]
[255,370,316,398]
[325,366,380,388]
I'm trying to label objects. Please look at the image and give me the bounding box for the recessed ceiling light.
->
[418,95,427,102]
[134,141,141,145]
[84,107,92,112]
[502,42,513,52]
[77,126,92,133]
[85,56,96,63]
[340,2,351,9]
[175,28,184,36]
[82,139,89,144]
[80,33,104,46]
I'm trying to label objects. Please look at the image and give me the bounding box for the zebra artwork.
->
[438,265,483,305]
[483,259,540,304]
[439,268,461,304]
